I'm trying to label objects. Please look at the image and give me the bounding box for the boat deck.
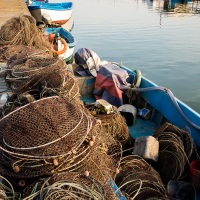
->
[0,0,30,28]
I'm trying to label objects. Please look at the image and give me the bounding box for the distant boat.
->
[45,27,75,63]
[27,1,73,25]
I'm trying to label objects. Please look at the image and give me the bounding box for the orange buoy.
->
[51,38,67,55]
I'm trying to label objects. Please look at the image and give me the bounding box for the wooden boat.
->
[45,27,75,63]
[27,1,73,25]
[76,63,200,199]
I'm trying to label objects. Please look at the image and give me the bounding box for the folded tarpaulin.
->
[93,63,131,107]
[74,48,101,77]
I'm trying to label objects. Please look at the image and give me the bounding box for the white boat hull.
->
[58,46,74,62]
[30,8,72,25]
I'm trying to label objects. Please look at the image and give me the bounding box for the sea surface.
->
[55,0,200,113]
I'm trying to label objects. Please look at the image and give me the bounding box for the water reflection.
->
[145,0,200,14]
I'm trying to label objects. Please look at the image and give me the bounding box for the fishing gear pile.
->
[0,96,121,198]
[0,47,83,118]
[153,122,199,184]
[86,100,131,148]
[115,155,171,200]
[0,15,52,55]
[23,172,118,200]
[0,15,130,199]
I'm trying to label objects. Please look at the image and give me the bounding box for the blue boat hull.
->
[80,64,200,199]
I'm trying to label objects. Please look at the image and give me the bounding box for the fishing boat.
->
[74,61,200,200]
[27,1,73,25]
[45,27,75,63]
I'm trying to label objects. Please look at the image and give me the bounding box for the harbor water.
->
[55,0,200,113]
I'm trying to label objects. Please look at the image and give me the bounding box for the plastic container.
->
[190,160,200,191]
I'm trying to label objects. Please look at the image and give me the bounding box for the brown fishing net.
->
[23,172,118,200]
[0,96,98,179]
[115,155,170,200]
[5,54,66,93]
[87,105,131,146]
[0,15,52,55]
[0,96,122,195]
[153,122,199,184]
[0,51,83,118]
[80,136,122,184]
[0,45,51,63]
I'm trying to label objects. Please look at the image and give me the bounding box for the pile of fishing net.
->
[153,122,199,184]
[0,96,122,189]
[0,45,51,63]
[0,47,83,118]
[0,15,52,55]
[86,103,132,148]
[0,97,94,179]
[115,155,170,200]
[23,172,118,200]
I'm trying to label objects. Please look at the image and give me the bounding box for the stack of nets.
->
[0,97,98,180]
[0,96,122,189]
[0,49,83,118]
[0,45,51,63]
[87,104,131,147]
[115,155,170,200]
[153,122,199,184]
[0,15,52,55]
[23,172,118,200]
[5,52,66,93]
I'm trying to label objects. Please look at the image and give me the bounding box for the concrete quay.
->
[0,0,30,28]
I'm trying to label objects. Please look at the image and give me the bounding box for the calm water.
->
[60,0,200,112]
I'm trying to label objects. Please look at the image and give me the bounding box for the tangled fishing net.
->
[0,15,52,55]
[0,96,122,193]
[5,53,66,93]
[0,45,51,63]
[0,51,83,118]
[86,104,131,147]
[153,122,199,184]
[0,97,98,179]
[115,155,170,200]
[23,172,118,200]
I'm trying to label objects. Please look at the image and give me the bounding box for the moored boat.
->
[73,56,200,199]
[45,27,75,63]
[27,1,73,25]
